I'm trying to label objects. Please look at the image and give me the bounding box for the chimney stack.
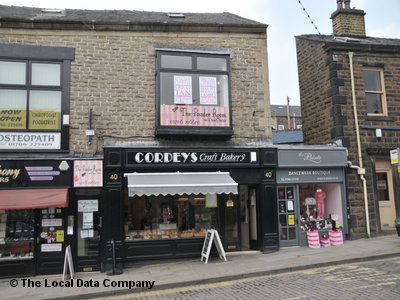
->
[331,0,366,37]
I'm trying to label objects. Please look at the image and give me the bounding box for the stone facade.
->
[0,12,271,155]
[296,6,400,237]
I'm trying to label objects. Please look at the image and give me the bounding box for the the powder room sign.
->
[74,160,103,187]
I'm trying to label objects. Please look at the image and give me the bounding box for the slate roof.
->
[296,34,400,52]
[272,130,304,144]
[0,5,266,33]
[270,105,301,117]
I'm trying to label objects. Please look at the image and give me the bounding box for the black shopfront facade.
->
[0,158,73,278]
[102,144,278,271]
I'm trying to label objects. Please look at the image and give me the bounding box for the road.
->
[90,257,400,300]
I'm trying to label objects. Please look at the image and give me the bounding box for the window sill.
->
[365,116,393,122]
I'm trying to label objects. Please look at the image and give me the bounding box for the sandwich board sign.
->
[62,245,75,281]
[201,229,227,264]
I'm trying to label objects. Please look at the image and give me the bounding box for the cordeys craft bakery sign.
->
[126,150,258,166]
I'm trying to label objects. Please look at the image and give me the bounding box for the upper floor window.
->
[0,61,62,130]
[0,43,74,151]
[156,51,232,136]
[278,124,285,131]
[363,68,387,116]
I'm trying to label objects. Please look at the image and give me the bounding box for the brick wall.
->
[0,28,271,154]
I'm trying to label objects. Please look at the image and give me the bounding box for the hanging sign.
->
[200,229,227,264]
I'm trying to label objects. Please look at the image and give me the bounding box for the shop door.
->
[375,160,396,230]
[36,208,66,275]
[277,186,299,247]
[76,198,101,272]
[220,194,240,251]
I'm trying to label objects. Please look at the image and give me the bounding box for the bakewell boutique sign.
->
[125,150,258,167]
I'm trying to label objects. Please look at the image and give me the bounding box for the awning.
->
[0,188,69,210]
[124,172,238,197]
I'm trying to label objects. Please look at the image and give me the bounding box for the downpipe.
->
[348,51,370,237]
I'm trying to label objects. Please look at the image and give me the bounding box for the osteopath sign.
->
[0,132,61,149]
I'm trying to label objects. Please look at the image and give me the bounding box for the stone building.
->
[0,5,279,276]
[270,104,302,131]
[296,0,400,238]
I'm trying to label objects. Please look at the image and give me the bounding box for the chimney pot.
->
[337,0,343,9]
[344,0,351,9]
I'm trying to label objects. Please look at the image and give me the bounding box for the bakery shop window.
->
[299,183,344,231]
[124,193,220,240]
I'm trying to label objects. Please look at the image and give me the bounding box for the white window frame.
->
[363,67,387,116]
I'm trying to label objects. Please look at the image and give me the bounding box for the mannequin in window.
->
[314,188,326,219]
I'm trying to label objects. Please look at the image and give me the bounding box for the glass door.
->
[277,186,299,247]
[75,188,102,272]
[219,193,239,251]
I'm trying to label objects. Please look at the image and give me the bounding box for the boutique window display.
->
[124,193,221,240]
[0,210,35,260]
[299,183,344,231]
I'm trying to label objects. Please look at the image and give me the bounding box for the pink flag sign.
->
[74,160,103,187]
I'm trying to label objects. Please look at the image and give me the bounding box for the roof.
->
[0,5,267,33]
[272,131,304,144]
[271,105,301,117]
[296,34,400,52]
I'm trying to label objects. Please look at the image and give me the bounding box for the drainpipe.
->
[348,51,370,236]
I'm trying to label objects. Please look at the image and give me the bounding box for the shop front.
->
[276,146,348,247]
[102,144,278,271]
[0,159,72,278]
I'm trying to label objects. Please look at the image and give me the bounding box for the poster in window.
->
[29,110,60,129]
[205,194,218,208]
[174,75,192,104]
[288,215,295,226]
[0,109,26,129]
[199,77,218,105]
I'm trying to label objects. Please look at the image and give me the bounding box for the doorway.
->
[240,185,258,251]
[375,159,396,230]
[74,188,102,272]
[277,186,299,247]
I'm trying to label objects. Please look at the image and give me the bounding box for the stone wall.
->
[296,35,400,237]
[0,28,271,154]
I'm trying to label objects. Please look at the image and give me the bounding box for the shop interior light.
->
[178,197,189,201]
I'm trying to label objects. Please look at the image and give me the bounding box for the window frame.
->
[155,51,233,136]
[363,67,387,116]
[0,43,74,152]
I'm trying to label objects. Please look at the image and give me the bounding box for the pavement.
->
[0,233,399,300]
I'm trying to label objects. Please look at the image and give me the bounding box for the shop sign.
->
[160,105,229,127]
[126,150,257,166]
[276,168,344,184]
[0,132,61,149]
[0,160,72,187]
[74,160,103,187]
[278,149,347,167]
